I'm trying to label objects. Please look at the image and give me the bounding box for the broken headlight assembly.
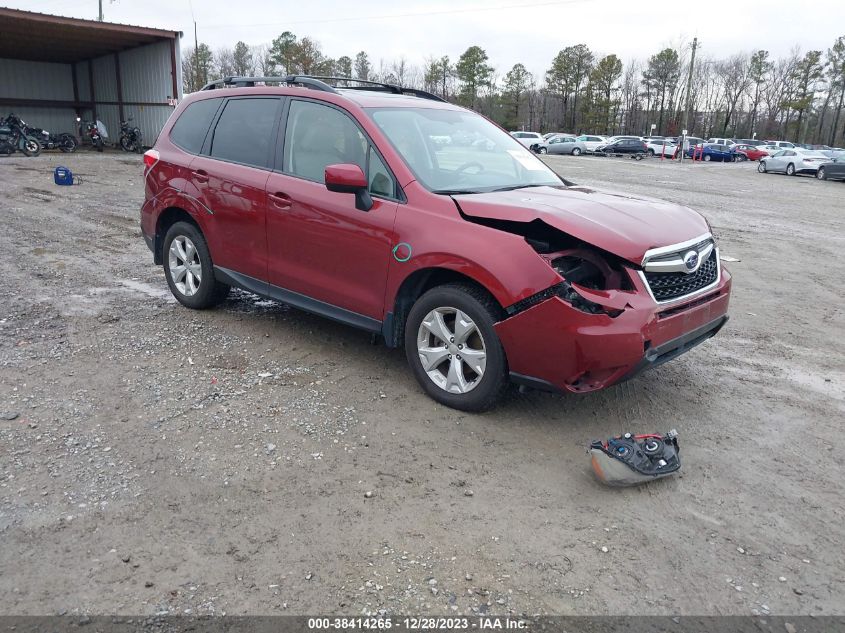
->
[506,248,634,317]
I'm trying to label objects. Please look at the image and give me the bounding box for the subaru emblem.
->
[683,250,699,272]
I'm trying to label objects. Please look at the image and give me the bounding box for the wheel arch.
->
[153,206,204,265]
[384,266,506,348]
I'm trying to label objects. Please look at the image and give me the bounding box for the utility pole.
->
[680,37,698,162]
[194,20,199,92]
[98,0,103,20]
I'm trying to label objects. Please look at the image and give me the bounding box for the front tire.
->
[704,154,712,162]
[817,167,827,180]
[404,283,508,412]
[758,161,767,173]
[163,221,230,309]
[537,147,548,155]
[786,163,796,176]
[21,137,41,156]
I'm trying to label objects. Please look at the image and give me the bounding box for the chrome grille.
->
[644,248,719,302]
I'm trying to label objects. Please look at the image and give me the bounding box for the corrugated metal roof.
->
[0,7,181,63]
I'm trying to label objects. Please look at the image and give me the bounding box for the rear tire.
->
[404,283,508,412]
[704,154,711,162]
[786,163,796,176]
[572,147,582,156]
[162,221,230,309]
[817,167,826,180]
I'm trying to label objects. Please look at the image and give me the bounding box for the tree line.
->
[182,32,845,146]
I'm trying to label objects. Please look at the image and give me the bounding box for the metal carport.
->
[0,7,182,145]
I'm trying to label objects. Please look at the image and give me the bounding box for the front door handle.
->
[191,169,209,183]
[269,191,292,209]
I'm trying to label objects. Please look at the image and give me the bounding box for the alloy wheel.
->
[416,307,486,394]
[168,235,203,297]
[538,147,547,154]
[787,163,795,176]
[817,167,826,180]
[758,161,767,173]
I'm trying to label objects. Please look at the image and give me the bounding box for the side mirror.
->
[325,163,372,212]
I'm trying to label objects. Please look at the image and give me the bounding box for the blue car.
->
[686,143,738,162]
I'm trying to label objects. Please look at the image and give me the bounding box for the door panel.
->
[186,97,281,283]
[265,173,398,319]
[188,155,271,281]
[266,98,399,321]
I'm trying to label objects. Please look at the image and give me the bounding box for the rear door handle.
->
[269,191,292,209]
[191,169,209,183]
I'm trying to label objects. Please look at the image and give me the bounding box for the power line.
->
[201,0,589,30]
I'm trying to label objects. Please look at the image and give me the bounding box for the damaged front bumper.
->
[495,266,732,393]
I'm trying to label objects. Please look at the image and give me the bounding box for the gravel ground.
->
[0,150,843,617]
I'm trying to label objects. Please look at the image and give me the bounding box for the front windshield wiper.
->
[487,183,559,193]
[431,189,484,195]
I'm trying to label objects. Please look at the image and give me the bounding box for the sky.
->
[6,0,845,77]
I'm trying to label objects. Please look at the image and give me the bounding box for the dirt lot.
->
[1,150,843,617]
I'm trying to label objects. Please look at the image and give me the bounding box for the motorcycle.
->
[0,113,42,157]
[24,124,77,153]
[77,117,107,152]
[119,117,143,153]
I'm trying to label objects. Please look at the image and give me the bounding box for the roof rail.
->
[310,76,446,102]
[200,75,338,93]
[199,74,447,103]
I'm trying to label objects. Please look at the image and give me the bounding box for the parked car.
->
[707,137,737,147]
[732,138,757,146]
[816,155,845,181]
[732,143,768,161]
[764,140,796,150]
[141,75,731,411]
[596,138,648,156]
[645,139,678,157]
[535,134,588,155]
[758,148,829,175]
[575,134,608,152]
[604,135,642,144]
[678,136,705,152]
[510,131,544,148]
[688,143,736,162]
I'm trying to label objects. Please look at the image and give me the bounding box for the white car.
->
[708,137,737,147]
[645,139,678,157]
[510,131,544,148]
[764,140,796,150]
[575,134,608,152]
[758,148,829,176]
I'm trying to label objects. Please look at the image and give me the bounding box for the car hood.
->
[453,185,710,265]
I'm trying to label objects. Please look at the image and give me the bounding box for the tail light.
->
[143,149,159,174]
[143,149,159,168]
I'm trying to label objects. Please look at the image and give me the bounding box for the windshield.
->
[367,107,563,194]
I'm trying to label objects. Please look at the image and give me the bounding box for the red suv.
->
[141,76,731,411]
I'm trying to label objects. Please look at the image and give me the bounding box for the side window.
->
[284,100,366,182]
[170,98,221,154]
[209,98,279,168]
[368,147,394,198]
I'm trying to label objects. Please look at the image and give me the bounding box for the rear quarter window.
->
[209,98,280,168]
[169,98,222,154]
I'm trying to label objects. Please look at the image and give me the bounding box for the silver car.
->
[535,134,588,156]
[758,148,830,176]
